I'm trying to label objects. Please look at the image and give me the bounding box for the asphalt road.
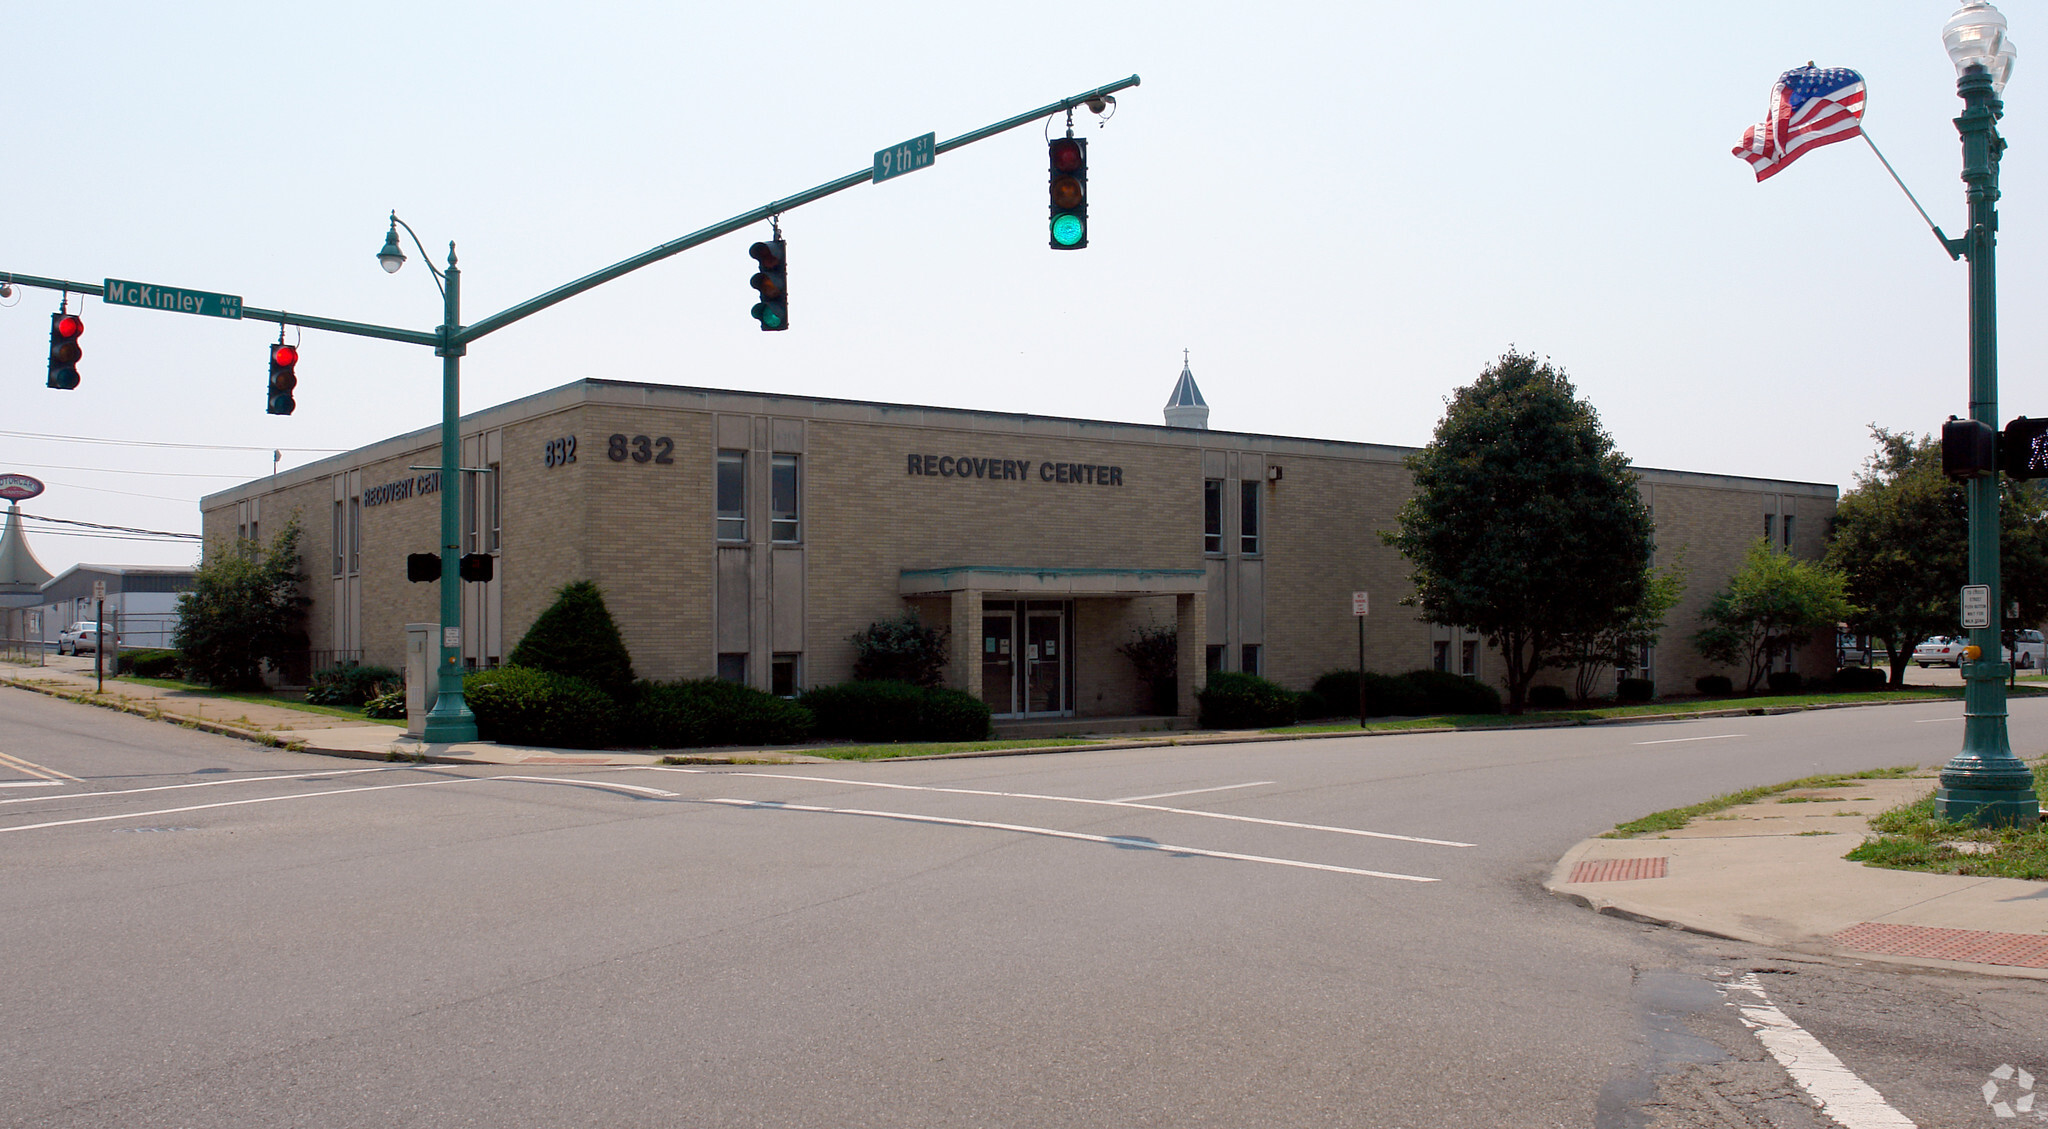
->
[2,686,2044,1128]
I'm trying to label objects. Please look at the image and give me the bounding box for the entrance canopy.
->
[898,565,1205,597]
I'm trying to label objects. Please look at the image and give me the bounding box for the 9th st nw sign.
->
[102,278,243,320]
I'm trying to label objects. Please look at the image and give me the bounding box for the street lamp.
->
[377,211,477,744]
[1937,2,2037,826]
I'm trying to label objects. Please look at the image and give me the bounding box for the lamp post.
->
[1937,2,2035,825]
[378,212,476,744]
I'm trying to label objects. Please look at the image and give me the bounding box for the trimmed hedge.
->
[464,666,618,749]
[1695,674,1735,696]
[1766,670,1804,694]
[1527,684,1570,709]
[1399,669,1503,715]
[1617,677,1655,703]
[1833,666,1889,691]
[1197,671,1297,729]
[802,680,992,742]
[305,661,400,706]
[629,679,814,748]
[506,580,636,700]
[118,648,183,679]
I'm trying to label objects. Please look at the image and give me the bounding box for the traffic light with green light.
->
[267,343,299,415]
[750,240,788,331]
[1048,137,1088,250]
[46,312,83,389]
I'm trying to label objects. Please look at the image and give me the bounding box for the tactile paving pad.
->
[1569,857,1669,883]
[1832,921,2048,968]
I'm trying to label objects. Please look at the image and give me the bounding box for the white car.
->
[2007,629,2046,670]
[57,622,118,656]
[1913,637,1969,668]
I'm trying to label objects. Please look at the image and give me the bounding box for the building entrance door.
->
[979,600,1072,718]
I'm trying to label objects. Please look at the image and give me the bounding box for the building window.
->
[717,653,747,684]
[1206,644,1224,674]
[1763,513,1776,544]
[1203,479,1223,554]
[1241,644,1261,676]
[1240,481,1260,555]
[717,450,747,541]
[1460,640,1478,677]
[771,654,800,696]
[1433,640,1450,672]
[348,498,361,575]
[332,501,344,578]
[463,470,479,553]
[770,453,801,543]
[1781,514,1795,550]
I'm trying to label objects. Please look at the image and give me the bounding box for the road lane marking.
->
[1633,734,1746,746]
[0,781,62,789]
[638,768,1475,847]
[0,750,83,782]
[1721,973,1916,1129]
[0,767,389,806]
[1112,781,1275,803]
[492,776,678,798]
[1912,717,1964,723]
[700,798,1439,882]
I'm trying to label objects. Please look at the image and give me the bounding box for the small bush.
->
[631,679,815,748]
[1696,674,1735,696]
[305,661,401,706]
[119,648,183,679]
[1360,672,1428,718]
[363,687,406,719]
[1197,671,1298,729]
[849,614,949,688]
[1527,684,1570,709]
[1299,671,1361,719]
[1400,670,1503,715]
[1766,670,1805,694]
[506,580,636,700]
[802,681,992,742]
[1617,677,1655,703]
[464,666,618,749]
[1117,625,1180,715]
[1833,666,1889,691]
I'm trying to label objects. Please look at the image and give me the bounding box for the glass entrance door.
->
[978,600,1072,718]
[981,612,1016,716]
[1026,609,1065,714]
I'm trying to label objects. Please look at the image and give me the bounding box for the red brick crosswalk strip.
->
[1832,922,2048,968]
[1570,856,1669,883]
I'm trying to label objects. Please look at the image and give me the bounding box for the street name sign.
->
[103,278,244,320]
[1963,584,1991,629]
[872,132,936,184]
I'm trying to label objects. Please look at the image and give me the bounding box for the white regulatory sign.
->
[443,627,462,648]
[1962,584,1991,629]
[1352,591,1369,616]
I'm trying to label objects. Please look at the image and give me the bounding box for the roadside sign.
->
[1352,591,1369,616]
[0,474,45,501]
[93,580,106,600]
[102,278,244,320]
[1962,584,1991,629]
[872,132,936,184]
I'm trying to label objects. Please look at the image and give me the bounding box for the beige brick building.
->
[201,369,1837,720]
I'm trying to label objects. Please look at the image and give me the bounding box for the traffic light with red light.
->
[1048,136,1088,249]
[749,240,788,331]
[267,343,298,415]
[46,312,83,389]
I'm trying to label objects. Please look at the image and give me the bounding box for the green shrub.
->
[1833,666,1888,691]
[1197,671,1298,729]
[118,648,183,679]
[801,680,992,742]
[464,666,618,749]
[1527,684,1570,709]
[631,679,815,747]
[1400,669,1503,715]
[305,661,401,706]
[1360,672,1428,717]
[1300,671,1361,719]
[1766,670,1804,694]
[363,687,406,719]
[1617,677,1655,703]
[1116,624,1179,715]
[1695,674,1735,696]
[506,580,636,700]
[849,614,949,687]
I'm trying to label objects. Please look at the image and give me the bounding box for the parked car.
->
[56,622,120,656]
[1836,633,1873,667]
[1913,636,1969,668]
[2006,629,2046,669]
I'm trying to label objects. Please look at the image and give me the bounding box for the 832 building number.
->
[608,434,674,465]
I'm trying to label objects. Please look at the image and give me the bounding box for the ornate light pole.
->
[1936,2,2035,825]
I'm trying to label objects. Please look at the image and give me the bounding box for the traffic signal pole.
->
[4,73,1139,744]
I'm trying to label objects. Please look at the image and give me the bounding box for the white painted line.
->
[0,767,389,807]
[0,780,63,789]
[637,768,1475,848]
[699,797,1439,882]
[1112,781,1276,803]
[0,750,82,782]
[1912,717,1965,724]
[492,776,678,798]
[1634,734,1746,746]
[1722,973,1916,1129]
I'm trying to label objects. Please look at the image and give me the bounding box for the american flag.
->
[1732,66,1867,182]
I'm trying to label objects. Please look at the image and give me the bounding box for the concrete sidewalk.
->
[10,655,2046,978]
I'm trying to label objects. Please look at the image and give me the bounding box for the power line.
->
[6,461,248,480]
[0,429,344,454]
[22,513,201,539]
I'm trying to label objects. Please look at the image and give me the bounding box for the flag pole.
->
[1861,129,1962,257]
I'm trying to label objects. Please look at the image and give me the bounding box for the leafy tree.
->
[1382,349,1656,713]
[1116,624,1178,714]
[1823,427,2048,686]
[172,516,311,690]
[849,612,948,687]
[507,580,636,699]
[1693,540,1856,693]
[1563,556,1687,702]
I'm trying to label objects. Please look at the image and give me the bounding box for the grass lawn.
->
[1603,767,1920,838]
[1845,759,2048,880]
[117,676,402,726]
[1269,684,1998,737]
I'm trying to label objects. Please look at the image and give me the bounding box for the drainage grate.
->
[1570,856,1669,883]
[1832,922,2048,968]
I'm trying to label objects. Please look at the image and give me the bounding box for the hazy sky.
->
[2,2,2039,576]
